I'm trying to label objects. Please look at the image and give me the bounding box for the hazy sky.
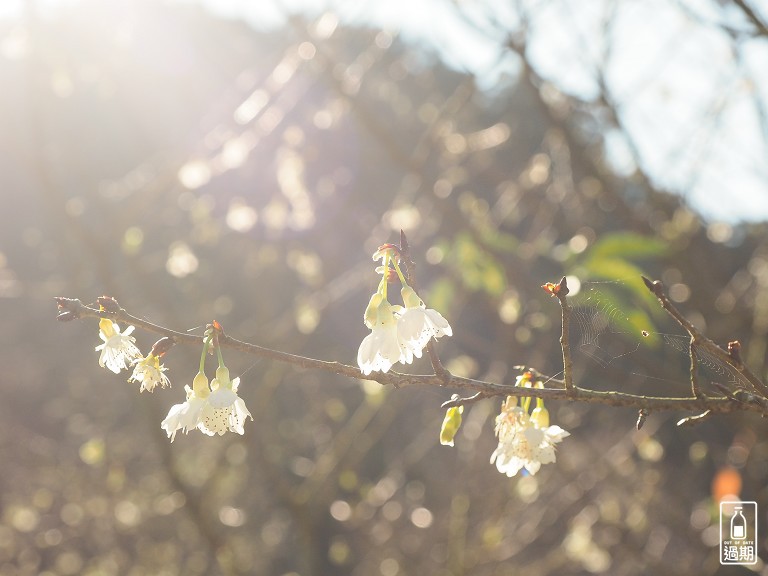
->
[4,0,768,223]
[167,0,768,224]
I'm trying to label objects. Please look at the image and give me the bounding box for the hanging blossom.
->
[161,371,210,442]
[161,335,253,441]
[129,337,174,392]
[396,285,452,358]
[357,292,413,375]
[490,396,569,477]
[439,399,464,447]
[129,353,171,392]
[95,318,141,374]
[198,366,252,436]
[357,243,452,375]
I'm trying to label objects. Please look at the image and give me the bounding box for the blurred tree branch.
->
[733,0,768,37]
[55,272,768,420]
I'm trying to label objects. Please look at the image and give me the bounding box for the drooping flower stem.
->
[379,251,390,300]
[397,230,450,379]
[199,335,211,374]
[392,258,408,286]
[216,336,225,369]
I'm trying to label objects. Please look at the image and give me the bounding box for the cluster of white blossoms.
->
[84,247,572,468]
[159,328,252,441]
[489,392,570,477]
[95,318,142,374]
[129,353,171,392]
[440,372,570,477]
[95,317,171,393]
[357,246,571,477]
[357,244,452,375]
[92,311,251,441]
[161,366,252,442]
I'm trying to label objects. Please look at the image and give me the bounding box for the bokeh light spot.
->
[166,242,199,278]
[178,160,211,189]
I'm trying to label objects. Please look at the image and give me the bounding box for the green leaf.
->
[425,277,455,315]
[478,228,519,253]
[588,232,667,261]
[581,257,646,283]
[450,232,507,296]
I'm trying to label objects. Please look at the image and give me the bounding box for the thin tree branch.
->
[733,0,768,38]
[641,276,768,398]
[55,295,768,417]
[689,340,701,398]
[554,276,576,396]
[398,230,450,379]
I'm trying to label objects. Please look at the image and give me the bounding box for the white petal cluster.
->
[490,401,569,477]
[161,369,252,441]
[357,286,452,376]
[128,354,171,392]
[199,375,252,436]
[161,385,208,442]
[357,299,412,375]
[396,286,452,356]
[95,320,141,374]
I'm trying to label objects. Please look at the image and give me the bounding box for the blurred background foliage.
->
[2,0,768,574]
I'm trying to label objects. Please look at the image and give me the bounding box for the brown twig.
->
[676,410,713,427]
[554,276,576,396]
[641,276,768,398]
[636,409,648,430]
[733,0,768,38]
[55,285,768,418]
[689,340,701,398]
[441,391,487,409]
[398,230,450,381]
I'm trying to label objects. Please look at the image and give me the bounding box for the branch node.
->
[676,410,712,427]
[728,340,743,368]
[548,277,575,396]
[150,336,176,358]
[689,340,702,399]
[55,297,83,321]
[641,275,664,297]
[636,408,648,430]
[97,295,121,313]
[441,391,486,409]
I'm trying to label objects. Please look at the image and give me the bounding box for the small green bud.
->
[400,285,423,309]
[192,371,210,398]
[374,298,397,327]
[216,365,230,384]
[440,404,464,447]
[530,406,550,428]
[502,395,518,411]
[363,292,385,329]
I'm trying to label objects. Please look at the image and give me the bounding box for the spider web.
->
[571,283,641,370]
[657,333,749,390]
[568,280,750,392]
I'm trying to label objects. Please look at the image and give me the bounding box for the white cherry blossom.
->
[396,286,452,358]
[95,319,141,374]
[128,354,171,392]
[161,369,252,440]
[490,399,569,477]
[357,298,412,375]
[198,367,252,436]
[161,381,208,442]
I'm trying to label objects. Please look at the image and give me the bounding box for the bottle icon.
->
[731,506,747,540]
